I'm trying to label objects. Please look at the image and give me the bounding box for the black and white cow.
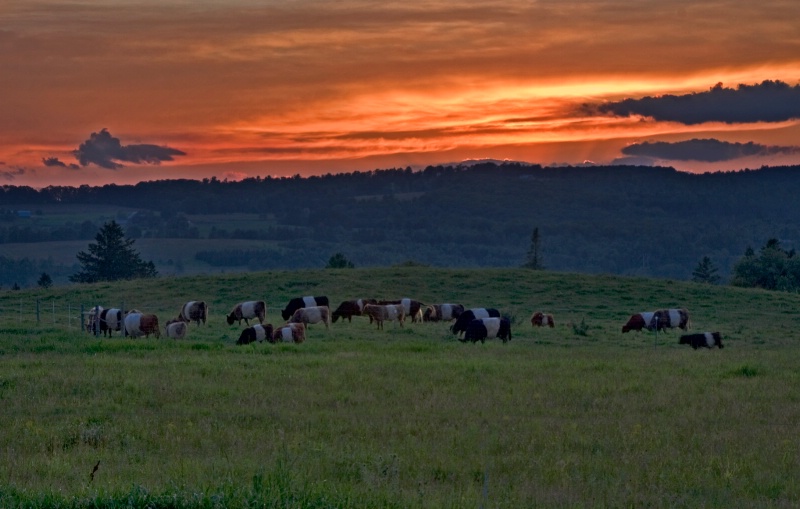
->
[462,317,512,344]
[227,300,266,326]
[650,308,691,332]
[270,323,306,344]
[237,324,274,345]
[451,308,501,336]
[179,300,208,326]
[281,296,329,321]
[679,332,724,349]
[423,304,465,322]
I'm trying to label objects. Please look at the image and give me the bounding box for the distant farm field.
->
[1,268,799,507]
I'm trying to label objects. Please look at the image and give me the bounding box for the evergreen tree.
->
[691,256,720,284]
[70,221,157,283]
[37,272,53,288]
[325,252,355,269]
[522,227,544,269]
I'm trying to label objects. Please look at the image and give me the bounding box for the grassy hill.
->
[1,268,799,507]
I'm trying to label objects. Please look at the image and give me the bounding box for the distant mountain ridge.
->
[2,162,799,281]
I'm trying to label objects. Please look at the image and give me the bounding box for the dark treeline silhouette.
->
[2,162,800,282]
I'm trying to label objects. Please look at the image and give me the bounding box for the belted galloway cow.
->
[227,300,266,326]
[124,312,161,338]
[270,323,306,344]
[680,332,723,349]
[530,312,555,328]
[451,308,501,336]
[237,324,274,345]
[423,304,464,322]
[463,317,512,344]
[281,296,329,321]
[179,300,208,326]
[363,303,405,330]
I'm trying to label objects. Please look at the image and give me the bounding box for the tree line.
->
[2,163,800,284]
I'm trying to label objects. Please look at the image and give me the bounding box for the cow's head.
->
[237,328,255,345]
[226,313,236,325]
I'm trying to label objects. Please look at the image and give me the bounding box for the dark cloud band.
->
[622,138,800,162]
[587,80,800,125]
[72,128,186,170]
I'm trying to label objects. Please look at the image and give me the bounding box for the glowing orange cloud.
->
[2,1,800,187]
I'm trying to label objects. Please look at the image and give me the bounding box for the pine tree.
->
[325,252,355,269]
[691,256,720,284]
[37,272,53,288]
[522,227,544,269]
[70,221,157,283]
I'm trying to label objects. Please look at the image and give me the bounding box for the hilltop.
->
[2,162,800,286]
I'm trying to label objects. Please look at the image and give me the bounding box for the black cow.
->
[463,317,512,344]
[237,324,274,345]
[679,332,724,349]
[281,296,329,321]
[451,308,501,336]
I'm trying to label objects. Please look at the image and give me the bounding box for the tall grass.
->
[1,268,799,507]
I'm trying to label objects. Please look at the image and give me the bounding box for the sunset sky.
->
[3,0,800,187]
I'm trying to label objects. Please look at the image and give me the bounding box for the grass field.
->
[1,268,799,508]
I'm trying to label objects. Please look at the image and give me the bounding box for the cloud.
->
[1,166,27,181]
[587,80,800,124]
[42,157,80,170]
[73,128,186,170]
[621,138,800,162]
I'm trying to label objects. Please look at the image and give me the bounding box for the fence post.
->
[36,298,40,324]
[52,299,55,325]
[654,316,659,349]
[95,305,101,338]
[80,304,85,332]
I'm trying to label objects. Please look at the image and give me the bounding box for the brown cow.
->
[331,299,377,323]
[179,300,208,326]
[124,312,161,338]
[227,300,266,326]
[270,323,306,344]
[289,305,331,329]
[363,303,405,330]
[530,312,555,328]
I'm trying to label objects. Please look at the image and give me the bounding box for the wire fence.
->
[0,297,187,336]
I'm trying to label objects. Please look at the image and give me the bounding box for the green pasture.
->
[1,268,799,507]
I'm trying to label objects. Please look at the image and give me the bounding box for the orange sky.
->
[2,0,800,187]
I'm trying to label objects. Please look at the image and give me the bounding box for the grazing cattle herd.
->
[84,295,724,351]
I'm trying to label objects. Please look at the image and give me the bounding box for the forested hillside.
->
[2,162,799,285]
